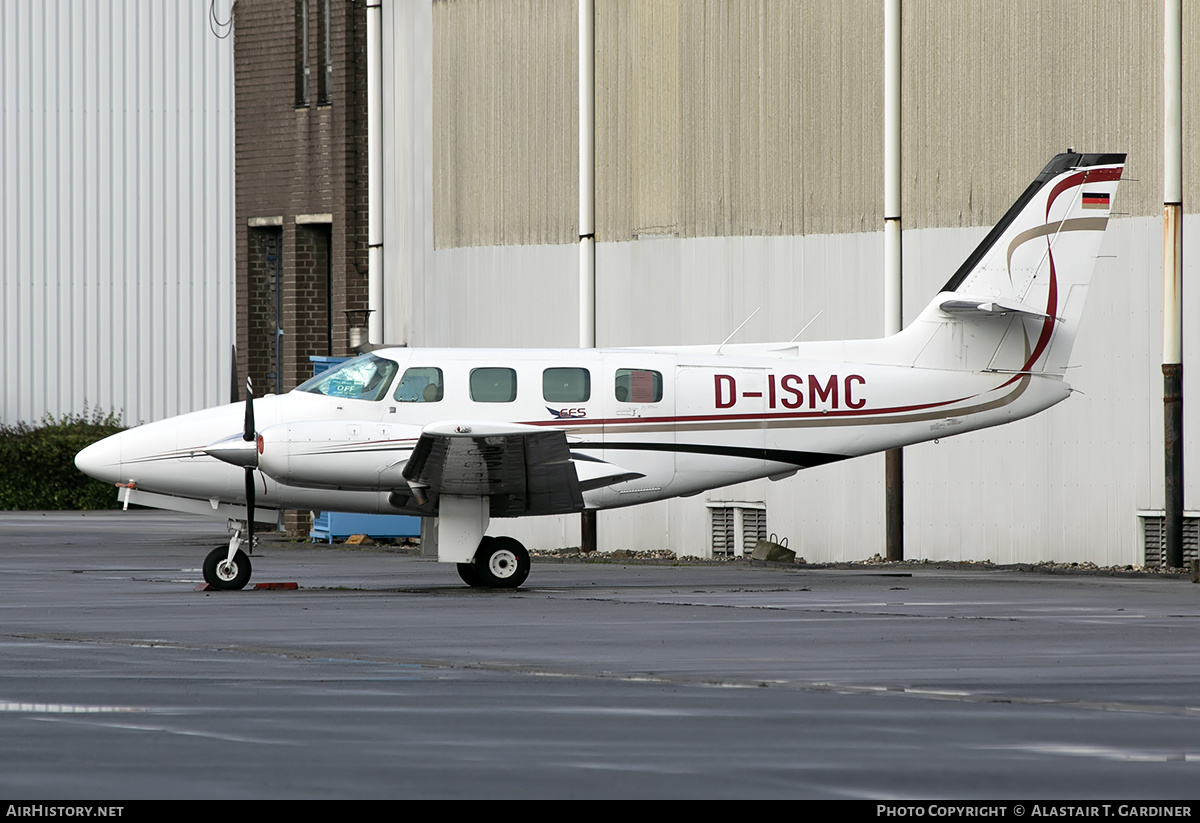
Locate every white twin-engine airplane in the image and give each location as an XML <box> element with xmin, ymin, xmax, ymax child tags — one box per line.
<box><xmin>77</xmin><ymin>151</ymin><xmax>1125</xmax><ymax>590</ymax></box>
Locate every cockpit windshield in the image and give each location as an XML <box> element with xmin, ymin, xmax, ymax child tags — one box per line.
<box><xmin>295</xmin><ymin>353</ymin><xmax>400</xmax><ymax>401</ymax></box>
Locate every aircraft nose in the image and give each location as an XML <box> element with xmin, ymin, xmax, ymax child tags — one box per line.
<box><xmin>75</xmin><ymin>433</ymin><xmax>123</xmax><ymax>484</ymax></box>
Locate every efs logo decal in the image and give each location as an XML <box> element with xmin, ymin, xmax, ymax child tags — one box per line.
<box><xmin>547</xmin><ymin>407</ymin><xmax>588</xmax><ymax>419</ymax></box>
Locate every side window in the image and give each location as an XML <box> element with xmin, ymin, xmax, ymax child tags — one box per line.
<box><xmin>543</xmin><ymin>368</ymin><xmax>591</xmax><ymax>403</ymax></box>
<box><xmin>615</xmin><ymin>369</ymin><xmax>663</xmax><ymax>403</ymax></box>
<box><xmin>470</xmin><ymin>367</ymin><xmax>518</xmax><ymax>403</ymax></box>
<box><xmin>394</xmin><ymin>367</ymin><xmax>444</xmax><ymax>403</ymax></box>
<box><xmin>295</xmin><ymin>353</ymin><xmax>399</xmax><ymax>401</ymax></box>
<box><xmin>295</xmin><ymin>0</ymin><xmax>310</xmax><ymax>107</ymax></box>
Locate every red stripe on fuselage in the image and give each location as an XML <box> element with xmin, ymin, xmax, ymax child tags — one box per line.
<box><xmin>519</xmin><ymin>391</ymin><xmax>981</xmax><ymax>430</ymax></box>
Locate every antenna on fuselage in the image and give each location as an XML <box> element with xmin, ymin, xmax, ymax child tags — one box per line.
<box><xmin>715</xmin><ymin>307</ymin><xmax>761</xmax><ymax>356</ymax></box>
<box><xmin>790</xmin><ymin>310</ymin><xmax>823</xmax><ymax>342</ymax></box>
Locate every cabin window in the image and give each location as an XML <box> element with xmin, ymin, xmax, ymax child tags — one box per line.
<box><xmin>470</xmin><ymin>368</ymin><xmax>518</xmax><ymax>403</ymax></box>
<box><xmin>317</xmin><ymin>0</ymin><xmax>333</xmax><ymax>105</ymax></box>
<box><xmin>543</xmin><ymin>368</ymin><xmax>590</xmax><ymax>403</ymax></box>
<box><xmin>614</xmin><ymin>369</ymin><xmax>662</xmax><ymax>403</ymax></box>
<box><xmin>394</xmin><ymin>367</ymin><xmax>444</xmax><ymax>403</ymax></box>
<box><xmin>295</xmin><ymin>0</ymin><xmax>310</xmax><ymax>107</ymax></box>
<box><xmin>295</xmin><ymin>353</ymin><xmax>398</xmax><ymax>401</ymax></box>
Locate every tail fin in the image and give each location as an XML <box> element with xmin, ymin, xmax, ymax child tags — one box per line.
<box><xmin>908</xmin><ymin>152</ymin><xmax>1125</xmax><ymax>375</ymax></box>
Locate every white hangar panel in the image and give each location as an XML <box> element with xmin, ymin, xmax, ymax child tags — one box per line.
<box><xmin>375</xmin><ymin>0</ymin><xmax>1199</xmax><ymax>565</ymax></box>
<box><xmin>492</xmin><ymin>216</ymin><xmax>1194</xmax><ymax>567</ymax></box>
<box><xmin>381</xmin><ymin>0</ymin><xmax>432</xmax><ymax>347</ymax></box>
<box><xmin>594</xmin><ymin>233</ymin><xmax>884</xmax><ymax>348</ymax></box>
<box><xmin>584</xmin><ymin>231</ymin><xmax>894</xmax><ymax>560</ymax></box>
<box><xmin>899</xmin><ymin>216</ymin><xmax>1167</xmax><ymax>566</ymax></box>
<box><xmin>490</xmin><ymin>230</ymin><xmax>893</xmax><ymax>557</ymax></box>
<box><xmin>420</xmin><ymin>244</ymin><xmax>579</xmax><ymax>348</ymax></box>
<box><xmin>379</xmin><ymin>4</ymin><xmax>580</xmax><ymax>348</ymax></box>
<box><xmin>0</xmin><ymin>0</ymin><xmax>235</xmax><ymax>426</ymax></box>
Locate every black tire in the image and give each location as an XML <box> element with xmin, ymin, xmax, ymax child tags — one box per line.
<box><xmin>203</xmin><ymin>545</ymin><xmax>253</xmax><ymax>591</ymax></box>
<box><xmin>457</xmin><ymin>562</ymin><xmax>483</xmax><ymax>587</ymax></box>
<box><xmin>473</xmin><ymin>536</ymin><xmax>530</xmax><ymax>589</ymax></box>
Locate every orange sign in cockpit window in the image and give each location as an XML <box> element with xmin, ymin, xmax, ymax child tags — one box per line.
<box><xmin>615</xmin><ymin>369</ymin><xmax>662</xmax><ymax>403</ymax></box>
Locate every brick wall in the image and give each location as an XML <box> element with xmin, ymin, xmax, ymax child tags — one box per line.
<box><xmin>234</xmin><ymin>0</ymin><xmax>369</xmax><ymax>533</ymax></box>
<box><xmin>286</xmin><ymin>224</ymin><xmax>332</xmax><ymax>389</ymax></box>
<box><xmin>234</xmin><ymin>0</ymin><xmax>368</xmax><ymax>394</ymax></box>
<box><xmin>245</xmin><ymin>227</ymin><xmax>282</xmax><ymax>396</ymax></box>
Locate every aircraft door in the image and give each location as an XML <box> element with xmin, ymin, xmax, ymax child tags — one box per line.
<box><xmin>599</xmin><ymin>354</ymin><xmax>676</xmax><ymax>502</ymax></box>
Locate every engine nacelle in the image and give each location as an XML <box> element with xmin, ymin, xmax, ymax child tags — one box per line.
<box><xmin>256</xmin><ymin>420</ymin><xmax>421</xmax><ymax>491</ymax></box>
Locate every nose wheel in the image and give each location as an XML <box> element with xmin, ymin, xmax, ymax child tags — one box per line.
<box><xmin>203</xmin><ymin>545</ymin><xmax>253</xmax><ymax>590</ymax></box>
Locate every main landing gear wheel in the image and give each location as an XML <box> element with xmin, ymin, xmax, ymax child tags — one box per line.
<box><xmin>456</xmin><ymin>562</ymin><xmax>482</xmax><ymax>587</ymax></box>
<box><xmin>203</xmin><ymin>545</ymin><xmax>253</xmax><ymax>591</ymax></box>
<box><xmin>463</xmin><ymin>536</ymin><xmax>530</xmax><ymax>589</ymax></box>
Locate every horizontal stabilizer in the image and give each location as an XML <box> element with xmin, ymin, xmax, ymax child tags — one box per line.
<box><xmin>939</xmin><ymin>297</ymin><xmax>1053</xmax><ymax>321</ymax></box>
<box><xmin>571</xmin><ymin>455</ymin><xmax>646</xmax><ymax>492</ymax></box>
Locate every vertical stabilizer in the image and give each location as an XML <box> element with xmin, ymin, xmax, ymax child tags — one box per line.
<box><xmin>907</xmin><ymin>152</ymin><xmax>1125</xmax><ymax>375</ymax></box>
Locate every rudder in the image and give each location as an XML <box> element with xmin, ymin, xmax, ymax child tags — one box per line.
<box><xmin>907</xmin><ymin>152</ymin><xmax>1125</xmax><ymax>376</ymax></box>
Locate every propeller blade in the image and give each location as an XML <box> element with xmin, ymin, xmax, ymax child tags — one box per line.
<box><xmin>243</xmin><ymin>377</ymin><xmax>255</xmax><ymax>442</ymax></box>
<box><xmin>243</xmin><ymin>375</ymin><xmax>256</xmax><ymax>551</ymax></box>
<box><xmin>244</xmin><ymin>465</ymin><xmax>256</xmax><ymax>554</ymax></box>
<box><xmin>230</xmin><ymin>345</ymin><xmax>239</xmax><ymax>404</ymax></box>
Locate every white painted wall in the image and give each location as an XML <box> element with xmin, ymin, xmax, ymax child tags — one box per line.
<box><xmin>0</xmin><ymin>0</ymin><xmax>235</xmax><ymax>426</ymax></box>
<box><xmin>690</xmin><ymin>215</ymin><xmax>1181</xmax><ymax>566</ymax></box>
<box><xmin>378</xmin><ymin>1</ymin><xmax>1193</xmax><ymax>566</ymax></box>
<box><xmin>396</xmin><ymin>217</ymin><xmax>1188</xmax><ymax>567</ymax></box>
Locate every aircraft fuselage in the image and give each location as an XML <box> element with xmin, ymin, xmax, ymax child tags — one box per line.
<box><xmin>79</xmin><ymin>342</ymin><xmax>1068</xmax><ymax>516</ymax></box>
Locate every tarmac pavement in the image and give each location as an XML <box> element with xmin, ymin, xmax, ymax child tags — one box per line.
<box><xmin>2</xmin><ymin>510</ymin><xmax>1199</xmax><ymax>800</ymax></box>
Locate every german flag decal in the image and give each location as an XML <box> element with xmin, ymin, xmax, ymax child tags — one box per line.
<box><xmin>1082</xmin><ymin>191</ymin><xmax>1110</xmax><ymax>209</ymax></box>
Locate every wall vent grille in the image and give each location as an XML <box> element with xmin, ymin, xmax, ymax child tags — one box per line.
<box><xmin>708</xmin><ymin>503</ymin><xmax>767</xmax><ymax>557</ymax></box>
<box><xmin>1139</xmin><ymin>512</ymin><xmax>1199</xmax><ymax>568</ymax></box>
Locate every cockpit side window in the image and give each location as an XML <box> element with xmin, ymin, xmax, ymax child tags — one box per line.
<box><xmin>614</xmin><ymin>368</ymin><xmax>663</xmax><ymax>403</ymax></box>
<box><xmin>295</xmin><ymin>353</ymin><xmax>399</xmax><ymax>401</ymax></box>
<box><xmin>394</xmin><ymin>367</ymin><xmax>444</xmax><ymax>403</ymax></box>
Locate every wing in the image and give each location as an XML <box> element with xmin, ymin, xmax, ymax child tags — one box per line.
<box><xmin>392</xmin><ymin>421</ymin><xmax>643</xmax><ymax>518</ymax></box>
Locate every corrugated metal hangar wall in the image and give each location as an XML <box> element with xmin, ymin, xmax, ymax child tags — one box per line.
<box><xmin>0</xmin><ymin>1</ymin><xmax>235</xmax><ymax>427</ymax></box>
<box><xmin>382</xmin><ymin>0</ymin><xmax>1200</xmax><ymax>565</ymax></box>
